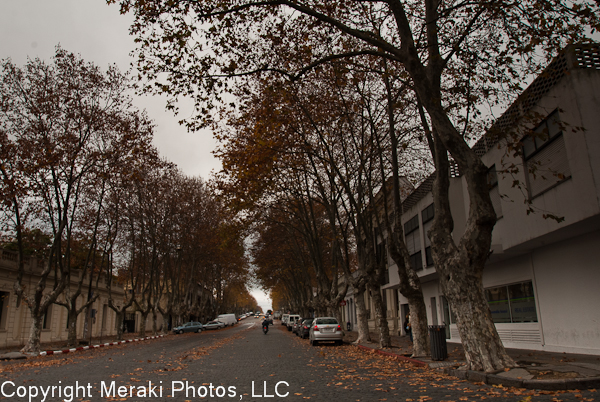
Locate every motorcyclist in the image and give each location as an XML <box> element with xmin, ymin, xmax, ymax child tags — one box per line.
<box><xmin>262</xmin><ymin>315</ymin><xmax>271</xmax><ymax>331</ymax></box>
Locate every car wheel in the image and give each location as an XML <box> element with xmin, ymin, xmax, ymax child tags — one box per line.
<box><xmin>336</xmin><ymin>340</ymin><xmax>343</xmax><ymax>346</ymax></box>
<box><xmin>196</xmin><ymin>328</ymin><xmax>201</xmax><ymax>333</ymax></box>
<box><xmin>311</xmin><ymin>339</ymin><xmax>318</xmax><ymax>347</ymax></box>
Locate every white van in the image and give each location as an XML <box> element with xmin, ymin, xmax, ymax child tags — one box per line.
<box><xmin>216</xmin><ymin>314</ymin><xmax>237</xmax><ymax>326</ymax></box>
<box><xmin>282</xmin><ymin>314</ymin><xmax>289</xmax><ymax>326</ymax></box>
<box><xmin>286</xmin><ymin>314</ymin><xmax>301</xmax><ymax>331</ymax></box>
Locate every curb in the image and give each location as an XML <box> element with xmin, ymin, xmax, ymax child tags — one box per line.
<box><xmin>446</xmin><ymin>367</ymin><xmax>600</xmax><ymax>391</ymax></box>
<box><xmin>39</xmin><ymin>335</ymin><xmax>165</xmax><ymax>356</ymax></box>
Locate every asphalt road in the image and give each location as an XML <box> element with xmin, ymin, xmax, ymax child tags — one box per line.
<box><xmin>0</xmin><ymin>320</ymin><xmax>596</xmax><ymax>402</ymax></box>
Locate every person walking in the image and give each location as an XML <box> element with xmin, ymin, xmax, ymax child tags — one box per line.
<box><xmin>403</xmin><ymin>313</ymin><xmax>412</xmax><ymax>342</ymax></box>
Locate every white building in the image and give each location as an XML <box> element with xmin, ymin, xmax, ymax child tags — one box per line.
<box><xmin>343</xmin><ymin>43</ymin><xmax>600</xmax><ymax>355</ymax></box>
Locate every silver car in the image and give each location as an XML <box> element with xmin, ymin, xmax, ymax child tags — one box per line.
<box><xmin>203</xmin><ymin>320</ymin><xmax>226</xmax><ymax>330</ymax></box>
<box><xmin>309</xmin><ymin>317</ymin><xmax>343</xmax><ymax>346</ymax></box>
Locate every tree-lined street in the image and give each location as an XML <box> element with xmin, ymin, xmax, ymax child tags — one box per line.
<box><xmin>2</xmin><ymin>0</ymin><xmax>600</xmax><ymax>396</ymax></box>
<box><xmin>1</xmin><ymin>321</ymin><xmax>597</xmax><ymax>401</ymax></box>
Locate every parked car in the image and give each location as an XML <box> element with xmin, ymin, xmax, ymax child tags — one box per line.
<box><xmin>281</xmin><ymin>314</ymin><xmax>289</xmax><ymax>326</ymax></box>
<box><xmin>286</xmin><ymin>314</ymin><xmax>301</xmax><ymax>331</ymax></box>
<box><xmin>203</xmin><ymin>320</ymin><xmax>226</xmax><ymax>330</ymax></box>
<box><xmin>309</xmin><ymin>317</ymin><xmax>343</xmax><ymax>346</ymax></box>
<box><xmin>292</xmin><ymin>318</ymin><xmax>303</xmax><ymax>335</ymax></box>
<box><xmin>173</xmin><ymin>321</ymin><xmax>203</xmax><ymax>334</ymax></box>
<box><xmin>298</xmin><ymin>318</ymin><xmax>314</xmax><ymax>339</ymax></box>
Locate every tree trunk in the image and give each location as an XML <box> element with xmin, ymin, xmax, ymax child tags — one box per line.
<box><xmin>369</xmin><ymin>283</ymin><xmax>391</xmax><ymax>348</ymax></box>
<box><xmin>407</xmin><ymin>297</ymin><xmax>429</xmax><ymax>357</ymax></box>
<box><xmin>152</xmin><ymin>309</ymin><xmax>158</xmax><ymax>335</ymax></box>
<box><xmin>161</xmin><ymin>312</ymin><xmax>170</xmax><ymax>334</ymax></box>
<box><xmin>440</xmin><ymin>256</ymin><xmax>515</xmax><ymax>372</ymax></box>
<box><xmin>353</xmin><ymin>287</ymin><xmax>371</xmax><ymax>344</ymax></box>
<box><xmin>115</xmin><ymin>311</ymin><xmax>125</xmax><ymax>341</ymax></box>
<box><xmin>428</xmin><ymin>135</ymin><xmax>515</xmax><ymax>371</ymax></box>
<box><xmin>21</xmin><ymin>313</ymin><xmax>43</xmax><ymax>354</ymax></box>
<box><xmin>139</xmin><ymin>312</ymin><xmax>148</xmax><ymax>338</ymax></box>
<box><xmin>388</xmin><ymin>227</ymin><xmax>431</xmax><ymax>357</ymax></box>
<box><xmin>67</xmin><ymin>309</ymin><xmax>79</xmax><ymax>347</ymax></box>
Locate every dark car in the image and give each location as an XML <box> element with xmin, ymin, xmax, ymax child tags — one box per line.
<box><xmin>173</xmin><ymin>321</ymin><xmax>203</xmax><ymax>334</ymax></box>
<box><xmin>298</xmin><ymin>318</ymin><xmax>314</xmax><ymax>339</ymax></box>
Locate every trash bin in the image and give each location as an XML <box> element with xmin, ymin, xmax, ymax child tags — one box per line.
<box><xmin>428</xmin><ymin>325</ymin><xmax>448</xmax><ymax>361</ymax></box>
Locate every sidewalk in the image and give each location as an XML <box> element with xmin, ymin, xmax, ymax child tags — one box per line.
<box><xmin>343</xmin><ymin>330</ymin><xmax>600</xmax><ymax>390</ymax></box>
<box><xmin>0</xmin><ymin>333</ymin><xmax>165</xmax><ymax>360</ymax></box>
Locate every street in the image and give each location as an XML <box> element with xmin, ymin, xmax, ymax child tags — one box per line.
<box><xmin>0</xmin><ymin>321</ymin><xmax>596</xmax><ymax>402</ymax></box>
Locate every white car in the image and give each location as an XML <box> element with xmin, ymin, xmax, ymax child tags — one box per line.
<box><xmin>286</xmin><ymin>314</ymin><xmax>301</xmax><ymax>331</ymax></box>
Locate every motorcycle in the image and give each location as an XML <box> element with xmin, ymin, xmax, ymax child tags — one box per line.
<box><xmin>263</xmin><ymin>325</ymin><xmax>269</xmax><ymax>334</ymax></box>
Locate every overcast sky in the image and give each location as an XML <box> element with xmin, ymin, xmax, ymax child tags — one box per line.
<box><xmin>0</xmin><ymin>0</ymin><xmax>221</xmax><ymax>178</ymax></box>
<box><xmin>1</xmin><ymin>0</ymin><xmax>272</xmax><ymax>312</ymax></box>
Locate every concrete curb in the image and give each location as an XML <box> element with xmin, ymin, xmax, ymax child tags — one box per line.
<box><xmin>446</xmin><ymin>367</ymin><xmax>600</xmax><ymax>390</ymax></box>
<box><xmin>38</xmin><ymin>335</ymin><xmax>165</xmax><ymax>356</ymax></box>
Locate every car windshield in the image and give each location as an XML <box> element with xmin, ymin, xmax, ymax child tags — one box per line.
<box><xmin>316</xmin><ymin>318</ymin><xmax>338</xmax><ymax>325</ymax></box>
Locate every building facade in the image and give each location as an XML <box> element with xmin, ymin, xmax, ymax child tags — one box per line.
<box><xmin>0</xmin><ymin>249</ymin><xmax>127</xmax><ymax>348</ymax></box>
<box><xmin>342</xmin><ymin>44</ymin><xmax>600</xmax><ymax>355</ymax></box>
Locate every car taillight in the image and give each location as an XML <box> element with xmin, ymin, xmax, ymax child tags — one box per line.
<box><xmin>337</xmin><ymin>325</ymin><xmax>342</xmax><ymax>331</ymax></box>
<box><xmin>314</xmin><ymin>325</ymin><xmax>319</xmax><ymax>331</ymax></box>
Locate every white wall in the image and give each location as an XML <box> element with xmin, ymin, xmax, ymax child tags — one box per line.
<box><xmin>532</xmin><ymin>230</ymin><xmax>600</xmax><ymax>354</ymax></box>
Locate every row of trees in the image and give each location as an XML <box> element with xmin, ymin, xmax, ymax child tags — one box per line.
<box><xmin>0</xmin><ymin>48</ymin><xmax>250</xmax><ymax>353</ymax></box>
<box><xmin>116</xmin><ymin>0</ymin><xmax>599</xmax><ymax>372</ymax></box>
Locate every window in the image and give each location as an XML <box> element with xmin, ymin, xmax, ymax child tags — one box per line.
<box><xmin>441</xmin><ymin>296</ymin><xmax>457</xmax><ymax>325</ymax></box>
<box><xmin>404</xmin><ymin>214</ymin><xmax>424</xmax><ymax>270</ymax></box>
<box><xmin>43</xmin><ymin>304</ymin><xmax>53</xmax><ymax>330</ymax></box>
<box><xmin>523</xmin><ymin>110</ymin><xmax>571</xmax><ymax>198</ymax></box>
<box><xmin>425</xmin><ymin>247</ymin><xmax>434</xmax><ymax>267</ymax></box>
<box><xmin>102</xmin><ymin>304</ymin><xmax>108</xmax><ymax>330</ymax></box>
<box><xmin>404</xmin><ymin>214</ymin><xmax>419</xmax><ymax>234</ymax></box>
<box><xmin>409</xmin><ymin>251</ymin><xmax>423</xmax><ymax>271</ymax></box>
<box><xmin>421</xmin><ymin>204</ymin><xmax>434</xmax><ymax>267</ymax></box>
<box><xmin>376</xmin><ymin>239</ymin><xmax>387</xmax><ymax>267</ymax></box>
<box><xmin>421</xmin><ymin>204</ymin><xmax>434</xmax><ymax>223</ymax></box>
<box><xmin>404</xmin><ymin>214</ymin><xmax>420</xmax><ymax>254</ymax></box>
<box><xmin>485</xmin><ymin>281</ymin><xmax>538</xmax><ymax>323</ymax></box>
<box><xmin>487</xmin><ymin>165</ymin><xmax>503</xmax><ymax>219</ymax></box>
<box><xmin>0</xmin><ymin>292</ymin><xmax>8</xmax><ymax>330</ymax></box>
